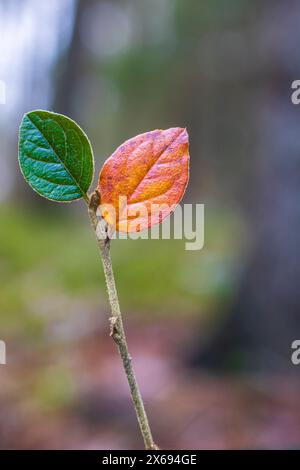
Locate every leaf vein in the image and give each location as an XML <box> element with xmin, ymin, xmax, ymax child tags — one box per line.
<box><xmin>26</xmin><ymin>115</ymin><xmax>87</xmax><ymax>198</ymax></box>
<box><xmin>127</xmin><ymin>128</ymin><xmax>185</xmax><ymax>203</ymax></box>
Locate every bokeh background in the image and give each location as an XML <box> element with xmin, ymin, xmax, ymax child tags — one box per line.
<box><xmin>1</xmin><ymin>0</ymin><xmax>300</xmax><ymax>449</ymax></box>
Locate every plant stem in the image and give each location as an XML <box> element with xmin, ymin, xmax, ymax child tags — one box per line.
<box><xmin>88</xmin><ymin>191</ymin><xmax>158</xmax><ymax>450</ymax></box>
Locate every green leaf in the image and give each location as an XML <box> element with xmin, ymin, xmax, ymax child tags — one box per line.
<box><xmin>18</xmin><ymin>110</ymin><xmax>94</xmax><ymax>202</ymax></box>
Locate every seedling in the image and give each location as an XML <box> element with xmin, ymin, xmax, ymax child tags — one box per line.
<box><xmin>18</xmin><ymin>110</ymin><xmax>190</xmax><ymax>449</ymax></box>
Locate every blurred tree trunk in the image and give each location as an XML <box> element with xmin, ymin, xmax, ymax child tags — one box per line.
<box><xmin>190</xmin><ymin>1</ymin><xmax>300</xmax><ymax>373</ymax></box>
<box><xmin>13</xmin><ymin>0</ymin><xmax>83</xmax><ymax>205</ymax></box>
<box><xmin>53</xmin><ymin>0</ymin><xmax>87</xmax><ymax>117</ymax></box>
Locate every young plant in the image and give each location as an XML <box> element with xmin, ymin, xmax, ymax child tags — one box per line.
<box><xmin>18</xmin><ymin>110</ymin><xmax>190</xmax><ymax>449</ymax></box>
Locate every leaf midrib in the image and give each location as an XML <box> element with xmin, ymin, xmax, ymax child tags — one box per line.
<box><xmin>127</xmin><ymin>127</ymin><xmax>184</xmax><ymax>203</ymax></box>
<box><xmin>26</xmin><ymin>114</ymin><xmax>87</xmax><ymax>198</ymax></box>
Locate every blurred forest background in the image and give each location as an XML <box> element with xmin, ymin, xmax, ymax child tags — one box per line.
<box><xmin>1</xmin><ymin>0</ymin><xmax>300</xmax><ymax>449</ymax></box>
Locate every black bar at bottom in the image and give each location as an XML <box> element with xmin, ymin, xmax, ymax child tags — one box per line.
<box><xmin>0</xmin><ymin>450</ymin><xmax>298</xmax><ymax>466</ymax></box>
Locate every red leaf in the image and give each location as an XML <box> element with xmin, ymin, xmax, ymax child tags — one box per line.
<box><xmin>98</xmin><ymin>128</ymin><xmax>190</xmax><ymax>232</ymax></box>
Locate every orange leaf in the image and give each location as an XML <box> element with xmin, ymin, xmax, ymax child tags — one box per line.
<box><xmin>98</xmin><ymin>127</ymin><xmax>190</xmax><ymax>232</ymax></box>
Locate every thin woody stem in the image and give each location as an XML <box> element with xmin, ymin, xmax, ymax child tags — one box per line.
<box><xmin>87</xmin><ymin>191</ymin><xmax>158</xmax><ymax>450</ymax></box>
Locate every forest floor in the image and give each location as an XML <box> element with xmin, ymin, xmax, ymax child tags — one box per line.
<box><xmin>0</xmin><ymin>319</ymin><xmax>299</xmax><ymax>450</ymax></box>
